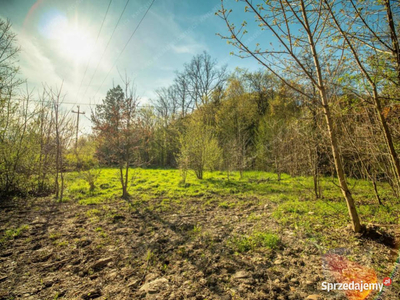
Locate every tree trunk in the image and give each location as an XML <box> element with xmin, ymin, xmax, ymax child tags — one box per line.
<box><xmin>275</xmin><ymin>157</ymin><xmax>281</xmax><ymax>182</ymax></box>
<box><xmin>55</xmin><ymin>103</ymin><xmax>60</xmax><ymax>200</ymax></box>
<box><xmin>308</xmin><ymin>137</ymin><xmax>321</xmax><ymax>199</ymax></box>
<box><xmin>60</xmin><ymin>171</ymin><xmax>64</xmax><ymax>202</ymax></box>
<box><xmin>321</xmin><ymin>92</ymin><xmax>362</xmax><ymax>232</ymax></box>
<box><xmin>384</xmin><ymin>0</ymin><xmax>400</xmax><ymax>86</ymax></box>
<box><xmin>119</xmin><ymin>167</ymin><xmax>126</xmax><ymax>198</ymax></box>
<box><xmin>302</xmin><ymin>0</ymin><xmax>362</xmax><ymax>232</ymax></box>
<box><xmin>325</xmin><ymin>0</ymin><xmax>400</xmax><ymax>195</ymax></box>
<box><xmin>120</xmin><ymin>166</ymin><xmax>130</xmax><ymax>199</ymax></box>
<box><xmin>311</xmin><ymin>98</ymin><xmax>322</xmax><ymax>199</ymax></box>
<box><xmin>313</xmin><ymin>166</ymin><xmax>321</xmax><ymax>199</ymax></box>
<box><xmin>371</xmin><ymin>174</ymin><xmax>382</xmax><ymax>206</ymax></box>
<box><xmin>124</xmin><ymin>162</ymin><xmax>130</xmax><ymax>199</ymax></box>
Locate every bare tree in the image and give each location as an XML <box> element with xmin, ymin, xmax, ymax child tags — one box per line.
<box><xmin>241</xmin><ymin>69</ymin><xmax>276</xmax><ymax>116</ymax></box>
<box><xmin>174</xmin><ymin>73</ymin><xmax>192</xmax><ymax>117</ymax></box>
<box><xmin>218</xmin><ymin>0</ymin><xmax>362</xmax><ymax>232</ymax></box>
<box><xmin>0</xmin><ymin>86</ymin><xmax>33</xmax><ymax>195</ymax></box>
<box><xmin>154</xmin><ymin>86</ymin><xmax>178</xmax><ymax>120</ymax></box>
<box><xmin>323</xmin><ymin>0</ymin><xmax>400</xmax><ymax>194</ymax></box>
<box><xmin>44</xmin><ymin>83</ymin><xmax>73</xmax><ymax>202</ymax></box>
<box><xmin>152</xmin><ymin>86</ymin><xmax>180</xmax><ymax>167</ymax></box>
<box><xmin>183</xmin><ymin>51</ymin><xmax>228</xmax><ymax>108</ymax></box>
<box><xmin>0</xmin><ymin>19</ymin><xmax>23</xmax><ymax>99</ymax></box>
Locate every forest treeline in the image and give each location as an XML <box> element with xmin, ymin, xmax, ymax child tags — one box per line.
<box><xmin>0</xmin><ymin>0</ymin><xmax>399</xmax><ymax>232</ymax></box>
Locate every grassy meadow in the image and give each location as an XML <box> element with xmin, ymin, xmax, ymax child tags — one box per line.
<box><xmin>64</xmin><ymin>168</ymin><xmax>400</xmax><ymax>246</ymax></box>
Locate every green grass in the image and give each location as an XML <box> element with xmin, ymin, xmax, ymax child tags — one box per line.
<box><xmin>61</xmin><ymin>168</ymin><xmax>399</xmax><ymax>245</ymax></box>
<box><xmin>229</xmin><ymin>230</ymin><xmax>281</xmax><ymax>252</ymax></box>
<box><xmin>0</xmin><ymin>224</ymin><xmax>29</xmax><ymax>244</ymax></box>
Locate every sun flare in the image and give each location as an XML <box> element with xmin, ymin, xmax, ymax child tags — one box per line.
<box><xmin>41</xmin><ymin>12</ymin><xmax>95</xmax><ymax>63</ymax></box>
<box><xmin>57</xmin><ymin>25</ymin><xmax>94</xmax><ymax>63</ymax></box>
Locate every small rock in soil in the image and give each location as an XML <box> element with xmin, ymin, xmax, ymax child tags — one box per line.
<box><xmin>233</xmin><ymin>270</ymin><xmax>250</xmax><ymax>279</ymax></box>
<box><xmin>91</xmin><ymin>257</ymin><xmax>113</xmax><ymax>271</ymax></box>
<box><xmin>139</xmin><ymin>277</ymin><xmax>169</xmax><ymax>294</ymax></box>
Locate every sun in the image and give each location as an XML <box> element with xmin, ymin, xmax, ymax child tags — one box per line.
<box><xmin>40</xmin><ymin>12</ymin><xmax>95</xmax><ymax>63</ymax></box>
<box><xmin>58</xmin><ymin>24</ymin><xmax>94</xmax><ymax>63</ymax></box>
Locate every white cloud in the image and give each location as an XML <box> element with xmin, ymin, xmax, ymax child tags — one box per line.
<box><xmin>17</xmin><ymin>29</ymin><xmax>62</xmax><ymax>88</ymax></box>
<box><xmin>171</xmin><ymin>44</ymin><xmax>202</xmax><ymax>54</ymax></box>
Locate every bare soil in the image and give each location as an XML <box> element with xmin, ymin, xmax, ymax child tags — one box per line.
<box><xmin>0</xmin><ymin>196</ymin><xmax>399</xmax><ymax>300</ymax></box>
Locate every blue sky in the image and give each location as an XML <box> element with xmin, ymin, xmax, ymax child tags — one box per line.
<box><xmin>0</xmin><ymin>0</ymin><xmax>266</xmax><ymax>120</ymax></box>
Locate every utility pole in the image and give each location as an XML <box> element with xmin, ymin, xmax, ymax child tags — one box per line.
<box><xmin>71</xmin><ymin>105</ymin><xmax>85</xmax><ymax>152</ymax></box>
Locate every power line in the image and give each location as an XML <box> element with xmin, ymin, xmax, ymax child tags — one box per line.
<box><xmin>81</xmin><ymin>0</ymin><xmax>131</xmax><ymax>101</ymax></box>
<box><xmin>75</xmin><ymin>0</ymin><xmax>112</xmax><ymax>100</ymax></box>
<box><xmin>94</xmin><ymin>0</ymin><xmax>156</xmax><ymax>99</ymax></box>
<box><xmin>21</xmin><ymin>98</ymin><xmax>154</xmax><ymax>108</ymax></box>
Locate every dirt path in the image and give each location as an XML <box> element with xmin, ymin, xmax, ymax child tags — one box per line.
<box><xmin>0</xmin><ymin>197</ymin><xmax>398</xmax><ymax>299</ymax></box>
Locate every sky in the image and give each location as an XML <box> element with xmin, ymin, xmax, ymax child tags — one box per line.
<box><xmin>0</xmin><ymin>0</ymin><xmax>266</xmax><ymax>131</ymax></box>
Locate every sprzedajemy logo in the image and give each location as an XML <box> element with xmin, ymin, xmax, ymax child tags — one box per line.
<box><xmin>321</xmin><ymin>281</ymin><xmax>384</xmax><ymax>293</ymax></box>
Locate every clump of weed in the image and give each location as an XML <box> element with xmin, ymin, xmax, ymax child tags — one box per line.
<box><xmin>229</xmin><ymin>231</ymin><xmax>280</xmax><ymax>253</ymax></box>
<box><xmin>219</xmin><ymin>201</ymin><xmax>236</xmax><ymax>209</ymax></box>
<box><xmin>86</xmin><ymin>208</ymin><xmax>102</xmax><ymax>217</ymax></box>
<box><xmin>49</xmin><ymin>232</ymin><xmax>61</xmax><ymax>240</ymax></box>
<box><xmin>145</xmin><ymin>249</ymin><xmax>156</xmax><ymax>266</ymax></box>
<box><xmin>55</xmin><ymin>240</ymin><xmax>69</xmax><ymax>247</ymax></box>
<box><xmin>0</xmin><ymin>224</ymin><xmax>29</xmax><ymax>244</ymax></box>
<box><xmin>192</xmin><ymin>224</ymin><xmax>202</xmax><ymax>235</ymax></box>
<box><xmin>253</xmin><ymin>231</ymin><xmax>281</xmax><ymax>249</ymax></box>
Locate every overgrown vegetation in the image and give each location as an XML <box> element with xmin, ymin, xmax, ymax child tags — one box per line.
<box><xmin>61</xmin><ymin>168</ymin><xmax>400</xmax><ymax>238</ymax></box>
<box><xmin>1</xmin><ymin>0</ymin><xmax>400</xmax><ymax>234</ymax></box>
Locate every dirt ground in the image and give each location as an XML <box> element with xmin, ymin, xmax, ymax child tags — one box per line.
<box><xmin>0</xmin><ymin>196</ymin><xmax>399</xmax><ymax>300</ymax></box>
